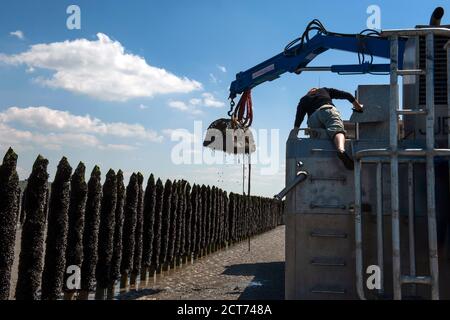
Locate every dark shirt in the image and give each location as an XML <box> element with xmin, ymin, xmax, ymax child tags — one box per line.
<box><xmin>294</xmin><ymin>87</ymin><xmax>356</xmax><ymax>128</ymax></box>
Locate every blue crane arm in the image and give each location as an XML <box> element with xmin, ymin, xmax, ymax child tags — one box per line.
<box><xmin>229</xmin><ymin>33</ymin><xmax>406</xmax><ymax>99</ymax></box>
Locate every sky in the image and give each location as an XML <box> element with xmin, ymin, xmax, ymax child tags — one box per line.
<box><xmin>0</xmin><ymin>0</ymin><xmax>448</xmax><ymax>196</ymax></box>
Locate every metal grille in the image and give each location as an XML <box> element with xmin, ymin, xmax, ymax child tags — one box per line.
<box><xmin>418</xmin><ymin>36</ymin><xmax>448</xmax><ymax>105</ymax></box>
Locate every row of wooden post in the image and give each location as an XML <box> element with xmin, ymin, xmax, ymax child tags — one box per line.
<box><xmin>0</xmin><ymin>148</ymin><xmax>284</xmax><ymax>300</ymax></box>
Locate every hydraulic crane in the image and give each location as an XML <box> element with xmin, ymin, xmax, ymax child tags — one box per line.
<box><xmin>224</xmin><ymin>20</ymin><xmax>406</xmax><ymax>130</ymax></box>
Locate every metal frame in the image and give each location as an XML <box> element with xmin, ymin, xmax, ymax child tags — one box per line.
<box><xmin>356</xmin><ymin>148</ymin><xmax>450</xmax><ymax>158</ymax></box>
<box><xmin>354</xmin><ymin>160</ymin><xmax>365</xmax><ymax>300</ymax></box>
<box><xmin>447</xmin><ymin>41</ymin><xmax>450</xmax><ymax>261</ymax></box>
<box><xmin>389</xmin><ymin>35</ymin><xmax>402</xmax><ymax>300</ymax></box>
<box><xmin>381</xmin><ymin>28</ymin><xmax>450</xmax><ymax>37</ymax></box>
<box><xmin>407</xmin><ymin>161</ymin><xmax>416</xmax><ymax>296</ymax></box>
<box><xmin>376</xmin><ymin>162</ymin><xmax>384</xmax><ymax>296</ymax></box>
<box><xmin>425</xmin><ymin>33</ymin><xmax>440</xmax><ymax>300</ymax></box>
<box><xmin>354</xmin><ymin>29</ymin><xmax>448</xmax><ymax>300</ymax></box>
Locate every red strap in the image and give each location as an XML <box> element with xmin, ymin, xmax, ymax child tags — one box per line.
<box><xmin>233</xmin><ymin>90</ymin><xmax>253</xmax><ymax>128</ymax></box>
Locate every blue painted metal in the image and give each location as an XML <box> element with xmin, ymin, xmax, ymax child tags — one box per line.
<box><xmin>229</xmin><ymin>33</ymin><xmax>406</xmax><ymax>99</ymax></box>
<box><xmin>331</xmin><ymin>63</ymin><xmax>390</xmax><ymax>74</ymax></box>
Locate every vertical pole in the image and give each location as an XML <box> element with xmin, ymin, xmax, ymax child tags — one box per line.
<box><xmin>354</xmin><ymin>159</ymin><xmax>365</xmax><ymax>300</ymax></box>
<box><xmin>242</xmin><ymin>154</ymin><xmax>245</xmax><ymax>195</ymax></box>
<box><xmin>63</xmin><ymin>292</ymin><xmax>76</xmax><ymax>300</ymax></box>
<box><xmin>425</xmin><ymin>32</ymin><xmax>439</xmax><ymax>300</ymax></box>
<box><xmin>407</xmin><ymin>161</ymin><xmax>416</xmax><ymax>296</ymax></box>
<box><xmin>95</xmin><ymin>287</ymin><xmax>105</xmax><ymax>300</ymax></box>
<box><xmin>120</xmin><ymin>273</ymin><xmax>128</xmax><ymax>294</ymax></box>
<box><xmin>248</xmin><ymin>153</ymin><xmax>251</xmax><ymax>252</ymax></box>
<box><xmin>376</xmin><ymin>161</ymin><xmax>384</xmax><ymax>295</ymax></box>
<box><xmin>141</xmin><ymin>267</ymin><xmax>148</xmax><ymax>288</ymax></box>
<box><xmin>248</xmin><ymin>154</ymin><xmax>251</xmax><ymax>198</ymax></box>
<box><xmin>107</xmin><ymin>283</ymin><xmax>115</xmax><ymax>300</ymax></box>
<box><xmin>446</xmin><ymin>41</ymin><xmax>450</xmax><ymax>261</ymax></box>
<box><xmin>389</xmin><ymin>35</ymin><xmax>402</xmax><ymax>300</ymax></box>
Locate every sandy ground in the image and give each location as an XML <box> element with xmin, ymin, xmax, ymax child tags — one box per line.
<box><xmin>8</xmin><ymin>225</ymin><xmax>285</xmax><ymax>300</ymax></box>
<box><xmin>119</xmin><ymin>226</ymin><xmax>285</xmax><ymax>300</ymax></box>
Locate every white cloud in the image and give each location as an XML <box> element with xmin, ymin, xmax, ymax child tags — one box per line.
<box><xmin>0</xmin><ymin>106</ymin><xmax>163</xmax><ymax>142</ymax></box>
<box><xmin>0</xmin><ymin>106</ymin><xmax>163</xmax><ymax>151</ymax></box>
<box><xmin>162</xmin><ymin>128</ymin><xmax>201</xmax><ymax>156</ymax></box>
<box><xmin>168</xmin><ymin>92</ymin><xmax>224</xmax><ymax>114</ymax></box>
<box><xmin>201</xmin><ymin>92</ymin><xmax>225</xmax><ymax>108</ymax></box>
<box><xmin>10</xmin><ymin>30</ymin><xmax>24</xmax><ymax>40</ymax></box>
<box><xmin>168</xmin><ymin>100</ymin><xmax>189</xmax><ymax>111</ymax></box>
<box><xmin>0</xmin><ymin>122</ymin><xmax>112</xmax><ymax>151</ymax></box>
<box><xmin>162</xmin><ymin>128</ymin><xmax>197</xmax><ymax>141</ymax></box>
<box><xmin>168</xmin><ymin>100</ymin><xmax>203</xmax><ymax>115</ymax></box>
<box><xmin>189</xmin><ymin>98</ymin><xmax>201</xmax><ymax>106</ymax></box>
<box><xmin>217</xmin><ymin>65</ymin><xmax>227</xmax><ymax>73</ymax></box>
<box><xmin>0</xmin><ymin>33</ymin><xmax>202</xmax><ymax>101</ymax></box>
<box><xmin>138</xmin><ymin>104</ymin><xmax>149</xmax><ymax>110</ymax></box>
<box><xmin>209</xmin><ymin>73</ymin><xmax>218</xmax><ymax>84</ymax></box>
<box><xmin>99</xmin><ymin>144</ymin><xmax>137</xmax><ymax>151</ymax></box>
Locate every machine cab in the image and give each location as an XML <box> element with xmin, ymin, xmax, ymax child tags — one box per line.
<box><xmin>285</xmin><ymin>83</ymin><xmax>450</xmax><ymax>299</ymax></box>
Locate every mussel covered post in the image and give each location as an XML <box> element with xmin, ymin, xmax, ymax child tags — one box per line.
<box><xmin>131</xmin><ymin>173</ymin><xmax>144</xmax><ymax>288</ymax></box>
<box><xmin>0</xmin><ymin>148</ymin><xmax>20</xmax><ymax>300</ymax></box>
<box><xmin>95</xmin><ymin>169</ymin><xmax>117</xmax><ymax>299</ymax></box>
<box><xmin>63</xmin><ymin>162</ymin><xmax>87</xmax><ymax>300</ymax></box>
<box><xmin>79</xmin><ymin>166</ymin><xmax>102</xmax><ymax>300</ymax></box>
<box><xmin>42</xmin><ymin>157</ymin><xmax>72</xmax><ymax>300</ymax></box>
<box><xmin>151</xmin><ymin>179</ymin><xmax>164</xmax><ymax>277</ymax></box>
<box><xmin>15</xmin><ymin>155</ymin><xmax>49</xmax><ymax>300</ymax></box>
<box><xmin>108</xmin><ymin>170</ymin><xmax>125</xmax><ymax>299</ymax></box>
<box><xmin>120</xmin><ymin>173</ymin><xmax>139</xmax><ymax>292</ymax></box>
<box><xmin>141</xmin><ymin>174</ymin><xmax>156</xmax><ymax>284</ymax></box>
<box><xmin>160</xmin><ymin>179</ymin><xmax>172</xmax><ymax>272</ymax></box>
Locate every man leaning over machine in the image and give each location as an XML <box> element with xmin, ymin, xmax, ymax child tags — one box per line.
<box><xmin>289</xmin><ymin>87</ymin><xmax>364</xmax><ymax>170</ymax></box>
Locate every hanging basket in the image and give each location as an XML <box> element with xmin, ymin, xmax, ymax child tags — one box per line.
<box><xmin>203</xmin><ymin>118</ymin><xmax>256</xmax><ymax>155</ymax></box>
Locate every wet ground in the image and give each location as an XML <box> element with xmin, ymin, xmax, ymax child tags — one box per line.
<box><xmin>119</xmin><ymin>226</ymin><xmax>285</xmax><ymax>300</ymax></box>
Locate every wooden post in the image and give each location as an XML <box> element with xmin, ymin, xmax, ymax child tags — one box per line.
<box><xmin>64</xmin><ymin>292</ymin><xmax>76</xmax><ymax>300</ymax></box>
<box><xmin>95</xmin><ymin>287</ymin><xmax>105</xmax><ymax>300</ymax></box>
<box><xmin>107</xmin><ymin>283</ymin><xmax>115</xmax><ymax>300</ymax></box>
<box><xmin>120</xmin><ymin>273</ymin><xmax>128</xmax><ymax>293</ymax></box>
<box><xmin>140</xmin><ymin>267</ymin><xmax>148</xmax><ymax>288</ymax></box>
<box><xmin>78</xmin><ymin>290</ymin><xmax>89</xmax><ymax>300</ymax></box>
<box><xmin>130</xmin><ymin>273</ymin><xmax>137</xmax><ymax>290</ymax></box>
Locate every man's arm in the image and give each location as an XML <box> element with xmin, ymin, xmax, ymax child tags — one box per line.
<box><xmin>294</xmin><ymin>98</ymin><xmax>307</xmax><ymax>128</ymax></box>
<box><xmin>324</xmin><ymin>87</ymin><xmax>356</xmax><ymax>103</ymax></box>
<box><xmin>289</xmin><ymin>99</ymin><xmax>306</xmax><ymax>139</ymax></box>
<box><xmin>325</xmin><ymin>87</ymin><xmax>363</xmax><ymax>112</ymax></box>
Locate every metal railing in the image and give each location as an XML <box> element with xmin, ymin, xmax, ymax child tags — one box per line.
<box><xmin>354</xmin><ymin>29</ymin><xmax>450</xmax><ymax>300</ymax></box>
<box><xmin>447</xmin><ymin>41</ymin><xmax>450</xmax><ymax>267</ymax></box>
<box><xmin>275</xmin><ymin>171</ymin><xmax>308</xmax><ymax>200</ymax></box>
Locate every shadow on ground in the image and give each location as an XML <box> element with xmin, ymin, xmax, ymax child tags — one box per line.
<box><xmin>116</xmin><ymin>288</ymin><xmax>163</xmax><ymax>300</ymax></box>
<box><xmin>222</xmin><ymin>261</ymin><xmax>284</xmax><ymax>300</ymax></box>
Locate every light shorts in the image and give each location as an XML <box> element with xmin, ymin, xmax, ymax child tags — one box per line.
<box><xmin>307</xmin><ymin>104</ymin><xmax>346</xmax><ymax>139</ymax></box>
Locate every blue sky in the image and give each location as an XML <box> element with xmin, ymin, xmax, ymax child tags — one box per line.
<box><xmin>0</xmin><ymin>0</ymin><xmax>448</xmax><ymax>196</ymax></box>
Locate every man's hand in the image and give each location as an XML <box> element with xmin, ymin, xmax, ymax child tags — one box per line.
<box><xmin>352</xmin><ymin>100</ymin><xmax>363</xmax><ymax>113</ymax></box>
<box><xmin>289</xmin><ymin>128</ymin><xmax>300</xmax><ymax>140</ymax></box>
